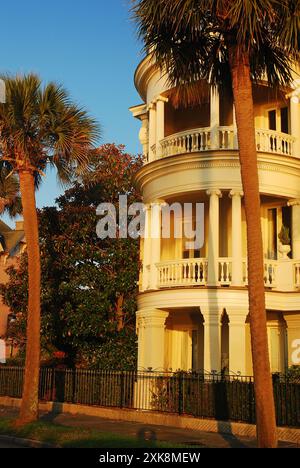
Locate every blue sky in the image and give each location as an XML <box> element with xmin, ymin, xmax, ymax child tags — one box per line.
<box><xmin>0</xmin><ymin>0</ymin><xmax>143</xmax><ymax>224</ymax></box>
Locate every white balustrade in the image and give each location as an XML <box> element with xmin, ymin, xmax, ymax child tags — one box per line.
<box><xmin>264</xmin><ymin>261</ymin><xmax>277</xmax><ymax>287</ymax></box>
<box><xmin>243</xmin><ymin>259</ymin><xmax>277</xmax><ymax>288</ymax></box>
<box><xmin>157</xmin><ymin>259</ymin><xmax>208</xmax><ymax>287</ymax></box>
<box><xmin>218</xmin><ymin>258</ymin><xmax>232</xmax><ymax>285</ymax></box>
<box><xmin>255</xmin><ymin>129</ymin><xmax>295</xmax><ymax>156</ymax></box>
<box><xmin>219</xmin><ymin>126</ymin><xmax>235</xmax><ymax>150</ymax></box>
<box><xmin>157</xmin><ymin>126</ymin><xmax>296</xmax><ymax>160</ymax></box>
<box><xmin>242</xmin><ymin>260</ymin><xmax>248</xmax><ymax>286</ymax></box>
<box><xmin>161</xmin><ymin>128</ymin><xmax>211</xmax><ymax>157</ymax></box>
<box><xmin>156</xmin><ymin>257</ymin><xmax>300</xmax><ymax>290</ymax></box>
<box><xmin>294</xmin><ymin>263</ymin><xmax>300</xmax><ymax>288</ymax></box>
<box><xmin>150</xmin><ymin>144</ymin><xmax>156</xmax><ymax>159</ymax></box>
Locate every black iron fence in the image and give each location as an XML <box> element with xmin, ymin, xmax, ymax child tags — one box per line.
<box><xmin>0</xmin><ymin>367</ymin><xmax>299</xmax><ymax>428</ymax></box>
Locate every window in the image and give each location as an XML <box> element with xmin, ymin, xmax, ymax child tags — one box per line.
<box><xmin>267</xmin><ymin>208</ymin><xmax>277</xmax><ymax>260</ymax></box>
<box><xmin>268</xmin><ymin>110</ymin><xmax>276</xmax><ymax>131</ymax></box>
<box><xmin>280</xmin><ymin>107</ymin><xmax>289</xmax><ymax>134</ymax></box>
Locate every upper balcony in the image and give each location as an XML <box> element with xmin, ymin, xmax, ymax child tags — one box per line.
<box><xmin>130</xmin><ymin>60</ymin><xmax>300</xmax><ymax>165</ymax></box>
<box><xmin>154</xmin><ymin>125</ymin><xmax>295</xmax><ymax>159</ymax></box>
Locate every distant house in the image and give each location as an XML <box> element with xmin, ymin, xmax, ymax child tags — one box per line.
<box><xmin>0</xmin><ymin>220</ymin><xmax>25</xmax><ymax>358</ymax></box>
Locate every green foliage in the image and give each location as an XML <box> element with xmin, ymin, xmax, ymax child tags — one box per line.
<box><xmin>286</xmin><ymin>365</ymin><xmax>300</xmax><ymax>382</ymax></box>
<box><xmin>278</xmin><ymin>225</ymin><xmax>290</xmax><ymax>245</ymax></box>
<box><xmin>0</xmin><ymin>144</ymin><xmax>143</xmax><ymax>369</ymax></box>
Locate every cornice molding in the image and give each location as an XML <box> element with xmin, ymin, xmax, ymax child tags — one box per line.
<box><xmin>134</xmin><ymin>55</ymin><xmax>159</xmax><ymax>101</ymax></box>
<box><xmin>137</xmin><ymin>288</ymin><xmax>300</xmax><ymax>312</ymax></box>
<box><xmin>135</xmin><ymin>151</ymin><xmax>300</xmax><ymax>198</ymax></box>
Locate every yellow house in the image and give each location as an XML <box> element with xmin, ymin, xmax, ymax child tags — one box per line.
<box><xmin>130</xmin><ymin>55</ymin><xmax>300</xmax><ymax>376</ymax></box>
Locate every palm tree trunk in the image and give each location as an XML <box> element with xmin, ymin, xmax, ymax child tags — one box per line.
<box><xmin>228</xmin><ymin>46</ymin><xmax>277</xmax><ymax>448</ymax></box>
<box><xmin>17</xmin><ymin>170</ymin><xmax>40</xmax><ymax>425</ymax></box>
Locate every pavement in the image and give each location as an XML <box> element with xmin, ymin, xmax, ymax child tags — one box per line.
<box><xmin>0</xmin><ymin>406</ymin><xmax>298</xmax><ymax>448</ymax></box>
<box><xmin>0</xmin><ymin>440</ymin><xmax>28</xmax><ymax>448</ymax></box>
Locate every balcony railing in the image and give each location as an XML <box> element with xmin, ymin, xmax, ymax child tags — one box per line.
<box><xmin>243</xmin><ymin>259</ymin><xmax>277</xmax><ymax>288</ymax></box>
<box><xmin>294</xmin><ymin>262</ymin><xmax>300</xmax><ymax>288</ymax></box>
<box><xmin>157</xmin><ymin>258</ymin><xmax>208</xmax><ymax>287</ymax></box>
<box><xmin>161</xmin><ymin>127</ymin><xmax>211</xmax><ymax>157</ymax></box>
<box><xmin>159</xmin><ymin>126</ymin><xmax>296</xmax><ymax>159</ymax></box>
<box><xmin>154</xmin><ymin>257</ymin><xmax>300</xmax><ymax>290</ymax></box>
<box><xmin>218</xmin><ymin>257</ymin><xmax>232</xmax><ymax>285</ymax></box>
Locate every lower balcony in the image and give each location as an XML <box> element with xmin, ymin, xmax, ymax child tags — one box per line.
<box><xmin>155</xmin><ymin>258</ymin><xmax>300</xmax><ymax>291</ymax></box>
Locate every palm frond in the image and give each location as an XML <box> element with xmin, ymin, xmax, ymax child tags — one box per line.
<box><xmin>132</xmin><ymin>0</ymin><xmax>297</xmax><ymax>106</ymax></box>
<box><xmin>0</xmin><ymin>73</ymin><xmax>100</xmax><ymax>185</ymax></box>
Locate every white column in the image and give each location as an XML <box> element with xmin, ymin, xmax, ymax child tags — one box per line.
<box><xmin>284</xmin><ymin>314</ymin><xmax>300</xmax><ymax>367</ymax></box>
<box><xmin>138</xmin><ymin>114</ymin><xmax>149</xmax><ymax>161</ymax></box>
<box><xmin>148</xmin><ymin>102</ymin><xmax>156</xmax><ymax>162</ymax></box>
<box><xmin>136</xmin><ymin>312</ymin><xmax>146</xmax><ymax>369</ymax></box>
<box><xmin>230</xmin><ymin>190</ymin><xmax>244</xmax><ymax>286</ymax></box>
<box><xmin>288</xmin><ymin>199</ymin><xmax>300</xmax><ymax>260</ymax></box>
<box><xmin>143</xmin><ymin>309</ymin><xmax>169</xmax><ymax>370</ymax></box>
<box><xmin>203</xmin><ymin>312</ymin><xmax>221</xmax><ymax>372</ymax></box>
<box><xmin>149</xmin><ymin>201</ymin><xmax>163</xmax><ymax>290</ymax></box>
<box><xmin>210</xmin><ymin>87</ymin><xmax>220</xmax><ymax>149</ymax></box>
<box><xmin>142</xmin><ymin>205</ymin><xmax>152</xmax><ymax>291</ymax></box>
<box><xmin>229</xmin><ymin>312</ymin><xmax>247</xmax><ymax>375</ymax></box>
<box><xmin>206</xmin><ymin>189</ymin><xmax>222</xmax><ymax>286</ymax></box>
<box><xmin>156</xmin><ymin>96</ymin><xmax>168</xmax><ymax>158</ymax></box>
<box><xmin>233</xmin><ymin>104</ymin><xmax>238</xmax><ymax>149</ymax></box>
<box><xmin>290</xmin><ymin>96</ymin><xmax>300</xmax><ymax>157</ymax></box>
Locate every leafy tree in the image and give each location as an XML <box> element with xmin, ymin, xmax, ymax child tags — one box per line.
<box><xmin>0</xmin><ymin>74</ymin><xmax>99</xmax><ymax>424</ymax></box>
<box><xmin>1</xmin><ymin>144</ymin><xmax>142</xmax><ymax>370</ymax></box>
<box><xmin>132</xmin><ymin>0</ymin><xmax>300</xmax><ymax>447</ymax></box>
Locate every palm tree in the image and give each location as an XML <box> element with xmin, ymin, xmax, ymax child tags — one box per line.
<box><xmin>132</xmin><ymin>0</ymin><xmax>300</xmax><ymax>448</ymax></box>
<box><xmin>0</xmin><ymin>74</ymin><xmax>99</xmax><ymax>425</ymax></box>
<box><xmin>0</xmin><ymin>162</ymin><xmax>22</xmax><ymax>217</ymax></box>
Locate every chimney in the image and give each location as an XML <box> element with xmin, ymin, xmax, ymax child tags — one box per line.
<box><xmin>15</xmin><ymin>220</ymin><xmax>24</xmax><ymax>231</ymax></box>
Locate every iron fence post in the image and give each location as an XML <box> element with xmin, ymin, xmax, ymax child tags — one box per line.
<box><xmin>178</xmin><ymin>372</ymin><xmax>184</xmax><ymax>415</ymax></box>
<box><xmin>51</xmin><ymin>367</ymin><xmax>55</xmax><ymax>402</ymax></box>
<box><xmin>120</xmin><ymin>371</ymin><xmax>124</xmax><ymax>408</ymax></box>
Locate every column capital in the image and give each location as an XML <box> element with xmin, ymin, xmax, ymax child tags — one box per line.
<box><xmin>202</xmin><ymin>310</ymin><xmax>222</xmax><ymax>325</ymax></box>
<box><xmin>136</xmin><ymin>316</ymin><xmax>145</xmax><ymax>328</ymax></box>
<box><xmin>155</xmin><ymin>95</ymin><xmax>168</xmax><ymax>104</ymax></box>
<box><xmin>288</xmin><ymin>199</ymin><xmax>300</xmax><ymax>207</ymax></box>
<box><xmin>229</xmin><ymin>314</ymin><xmax>248</xmax><ymax>326</ymax></box>
<box><xmin>147</xmin><ymin>101</ymin><xmax>156</xmax><ymax>111</ymax></box>
<box><xmin>150</xmin><ymin>199</ymin><xmax>166</xmax><ymax>209</ymax></box>
<box><xmin>229</xmin><ymin>189</ymin><xmax>244</xmax><ymax>199</ymax></box>
<box><xmin>142</xmin><ymin>203</ymin><xmax>152</xmax><ymax>213</ymax></box>
<box><xmin>142</xmin><ymin>309</ymin><xmax>169</xmax><ymax>328</ymax></box>
<box><xmin>139</xmin><ymin>113</ymin><xmax>149</xmax><ymax>122</ymax></box>
<box><xmin>206</xmin><ymin>189</ymin><xmax>222</xmax><ymax>198</ymax></box>
<box><xmin>284</xmin><ymin>315</ymin><xmax>300</xmax><ymax>328</ymax></box>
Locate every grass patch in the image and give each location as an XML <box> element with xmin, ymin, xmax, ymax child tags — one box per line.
<box><xmin>0</xmin><ymin>418</ymin><xmax>191</xmax><ymax>448</ymax></box>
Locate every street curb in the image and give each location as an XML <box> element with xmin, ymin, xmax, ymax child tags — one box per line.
<box><xmin>0</xmin><ymin>434</ymin><xmax>60</xmax><ymax>448</ymax></box>
<box><xmin>1</xmin><ymin>396</ymin><xmax>299</xmax><ymax>445</ymax></box>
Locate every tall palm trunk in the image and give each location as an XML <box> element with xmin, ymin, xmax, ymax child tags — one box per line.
<box><xmin>17</xmin><ymin>170</ymin><xmax>41</xmax><ymax>425</ymax></box>
<box><xmin>228</xmin><ymin>46</ymin><xmax>277</xmax><ymax>448</ymax></box>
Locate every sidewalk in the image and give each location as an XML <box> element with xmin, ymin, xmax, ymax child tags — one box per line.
<box><xmin>0</xmin><ymin>406</ymin><xmax>297</xmax><ymax>448</ymax></box>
